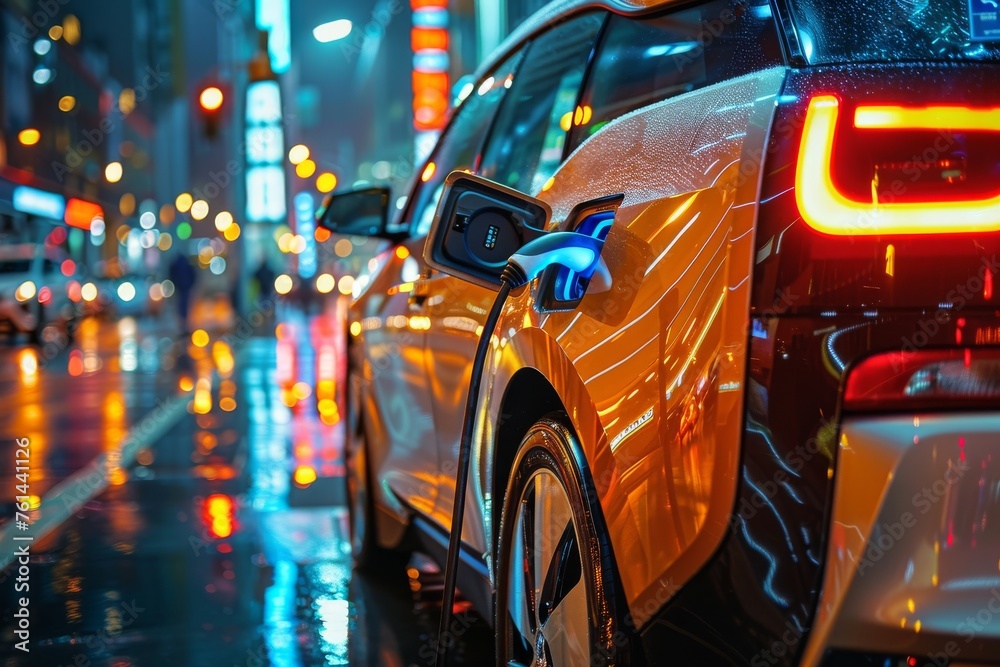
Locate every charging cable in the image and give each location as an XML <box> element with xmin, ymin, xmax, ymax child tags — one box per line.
<box><xmin>435</xmin><ymin>231</ymin><xmax>608</xmax><ymax>667</ymax></box>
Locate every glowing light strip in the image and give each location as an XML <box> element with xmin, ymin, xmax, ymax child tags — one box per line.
<box><xmin>854</xmin><ymin>105</ymin><xmax>1000</xmax><ymax>130</ymax></box>
<box><xmin>796</xmin><ymin>96</ymin><xmax>1000</xmax><ymax>236</ymax></box>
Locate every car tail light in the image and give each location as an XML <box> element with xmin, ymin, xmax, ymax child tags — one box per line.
<box><xmin>844</xmin><ymin>348</ymin><xmax>1000</xmax><ymax>413</ymax></box>
<box><xmin>751</xmin><ymin>67</ymin><xmax>1000</xmax><ymax>314</ymax></box>
<box><xmin>796</xmin><ymin>95</ymin><xmax>1000</xmax><ymax>236</ymax></box>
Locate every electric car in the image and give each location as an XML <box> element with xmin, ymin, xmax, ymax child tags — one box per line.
<box><xmin>321</xmin><ymin>1</ymin><xmax>1000</xmax><ymax>664</ymax></box>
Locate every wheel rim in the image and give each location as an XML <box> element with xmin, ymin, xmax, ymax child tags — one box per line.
<box><xmin>505</xmin><ymin>469</ymin><xmax>590</xmax><ymax>667</ymax></box>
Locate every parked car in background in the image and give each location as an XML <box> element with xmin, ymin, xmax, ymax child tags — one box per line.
<box><xmin>322</xmin><ymin>1</ymin><xmax>1000</xmax><ymax>665</ymax></box>
<box><xmin>0</xmin><ymin>243</ymin><xmax>79</xmax><ymax>341</ymax></box>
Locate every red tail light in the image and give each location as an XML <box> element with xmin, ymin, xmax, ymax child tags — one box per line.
<box><xmin>844</xmin><ymin>348</ymin><xmax>1000</xmax><ymax>412</ymax></box>
<box><xmin>796</xmin><ymin>96</ymin><xmax>1000</xmax><ymax>236</ymax></box>
<box><xmin>752</xmin><ymin>68</ymin><xmax>1000</xmax><ymax>314</ymax></box>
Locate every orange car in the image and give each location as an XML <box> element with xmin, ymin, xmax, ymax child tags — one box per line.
<box><xmin>321</xmin><ymin>1</ymin><xmax>1000</xmax><ymax>665</ymax></box>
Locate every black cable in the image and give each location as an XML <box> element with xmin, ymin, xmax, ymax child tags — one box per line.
<box><xmin>435</xmin><ymin>271</ymin><xmax>520</xmax><ymax>667</ymax></box>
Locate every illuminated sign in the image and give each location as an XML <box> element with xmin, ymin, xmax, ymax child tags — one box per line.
<box><xmin>64</xmin><ymin>198</ymin><xmax>104</xmax><ymax>230</ymax></box>
<box><xmin>294</xmin><ymin>192</ymin><xmax>316</xmax><ymax>279</ymax></box>
<box><xmin>245</xmin><ymin>80</ymin><xmax>287</xmax><ymax>223</ymax></box>
<box><xmin>412</xmin><ymin>0</ymin><xmax>450</xmax><ymax>134</ymax></box>
<box><xmin>256</xmin><ymin>0</ymin><xmax>291</xmax><ymax>73</ymax></box>
<box><xmin>13</xmin><ymin>186</ymin><xmax>65</xmax><ymax>220</ymax></box>
<box><xmin>246</xmin><ymin>166</ymin><xmax>287</xmax><ymax>223</ymax></box>
<box><xmin>247</xmin><ymin>80</ymin><xmax>282</xmax><ymax>123</ymax></box>
<box><xmin>969</xmin><ymin>0</ymin><xmax>1000</xmax><ymax>41</ymax></box>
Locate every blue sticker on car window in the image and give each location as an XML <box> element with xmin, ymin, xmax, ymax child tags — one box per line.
<box><xmin>969</xmin><ymin>0</ymin><xmax>1000</xmax><ymax>41</ymax></box>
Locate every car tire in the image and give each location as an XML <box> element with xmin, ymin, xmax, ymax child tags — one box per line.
<box><xmin>496</xmin><ymin>416</ymin><xmax>631</xmax><ymax>667</ymax></box>
<box><xmin>344</xmin><ymin>364</ymin><xmax>409</xmax><ymax>572</ymax></box>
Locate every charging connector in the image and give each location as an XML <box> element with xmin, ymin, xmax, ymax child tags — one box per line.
<box><xmin>435</xmin><ymin>230</ymin><xmax>608</xmax><ymax>667</ymax></box>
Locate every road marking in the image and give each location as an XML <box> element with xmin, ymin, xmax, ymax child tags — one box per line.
<box><xmin>0</xmin><ymin>390</ymin><xmax>192</xmax><ymax>570</ymax></box>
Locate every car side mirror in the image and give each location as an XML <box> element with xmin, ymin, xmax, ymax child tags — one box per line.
<box><xmin>423</xmin><ymin>172</ymin><xmax>551</xmax><ymax>290</ymax></box>
<box><xmin>316</xmin><ymin>187</ymin><xmax>394</xmax><ymax>239</ymax></box>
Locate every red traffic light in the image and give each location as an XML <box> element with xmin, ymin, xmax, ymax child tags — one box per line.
<box><xmin>199</xmin><ymin>86</ymin><xmax>224</xmax><ymax>112</ymax></box>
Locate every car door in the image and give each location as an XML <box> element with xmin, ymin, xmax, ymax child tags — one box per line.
<box><xmin>534</xmin><ymin>0</ymin><xmax>786</xmax><ymax>625</ymax></box>
<box><xmin>416</xmin><ymin>11</ymin><xmax>607</xmax><ymax>540</ymax></box>
<box><xmin>361</xmin><ymin>48</ymin><xmax>525</xmax><ymax>520</ymax></box>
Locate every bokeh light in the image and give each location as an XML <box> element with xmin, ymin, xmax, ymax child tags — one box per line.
<box><xmin>288</xmin><ymin>144</ymin><xmax>310</xmax><ymax>164</ymax></box>
<box><xmin>295</xmin><ymin>159</ymin><xmax>317</xmax><ymax>179</ymax></box>
<box><xmin>274</xmin><ymin>274</ymin><xmax>293</xmax><ymax>295</ymax></box>
<box><xmin>18</xmin><ymin>129</ymin><xmax>40</xmax><ymax>146</ymax></box>
<box><xmin>214</xmin><ymin>211</ymin><xmax>234</xmax><ymax>232</ymax></box>
<box><xmin>190</xmin><ymin>200</ymin><xmax>209</xmax><ymax>220</ymax></box>
<box><xmin>316</xmin><ymin>172</ymin><xmax>338</xmax><ymax>193</ymax></box>
<box><xmin>316</xmin><ymin>273</ymin><xmax>335</xmax><ymax>294</ymax></box>
<box><xmin>175</xmin><ymin>193</ymin><xmax>193</xmax><ymax>213</ymax></box>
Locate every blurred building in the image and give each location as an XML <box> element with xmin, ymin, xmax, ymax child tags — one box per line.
<box><xmin>0</xmin><ymin>0</ymin><xmax>205</xmax><ymax>280</ymax></box>
<box><xmin>0</xmin><ymin>0</ymin><xmax>562</xmax><ymax>305</ymax></box>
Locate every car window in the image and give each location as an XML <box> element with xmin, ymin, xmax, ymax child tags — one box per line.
<box><xmin>569</xmin><ymin>0</ymin><xmax>782</xmax><ymax>152</ymax></box>
<box><xmin>479</xmin><ymin>12</ymin><xmax>606</xmax><ymax>195</ymax></box>
<box><xmin>0</xmin><ymin>260</ymin><xmax>31</xmax><ymax>274</ymax></box>
<box><xmin>788</xmin><ymin>0</ymin><xmax>1000</xmax><ymax>65</ymax></box>
<box><xmin>402</xmin><ymin>49</ymin><xmax>526</xmax><ymax>239</ymax></box>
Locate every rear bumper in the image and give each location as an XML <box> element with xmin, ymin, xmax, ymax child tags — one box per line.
<box><xmin>801</xmin><ymin>412</ymin><xmax>1000</xmax><ymax>666</ymax></box>
<box><xmin>638</xmin><ymin>311</ymin><xmax>1000</xmax><ymax>665</ymax></box>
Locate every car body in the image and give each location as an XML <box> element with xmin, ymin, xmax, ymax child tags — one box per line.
<box><xmin>0</xmin><ymin>243</ymin><xmax>79</xmax><ymax>339</ymax></box>
<box><xmin>338</xmin><ymin>1</ymin><xmax>1000</xmax><ymax>665</ymax></box>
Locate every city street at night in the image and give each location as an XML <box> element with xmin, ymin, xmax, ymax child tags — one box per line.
<box><xmin>4</xmin><ymin>0</ymin><xmax>1000</xmax><ymax>666</ymax></box>
<box><xmin>0</xmin><ymin>303</ymin><xmax>493</xmax><ymax>666</ymax></box>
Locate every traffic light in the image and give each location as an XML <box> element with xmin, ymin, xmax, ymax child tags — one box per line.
<box><xmin>197</xmin><ymin>84</ymin><xmax>226</xmax><ymax>139</ymax></box>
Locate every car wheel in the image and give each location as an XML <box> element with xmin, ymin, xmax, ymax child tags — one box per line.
<box><xmin>344</xmin><ymin>363</ymin><xmax>408</xmax><ymax>572</ymax></box>
<box><xmin>496</xmin><ymin>417</ymin><xmax>628</xmax><ymax>667</ymax></box>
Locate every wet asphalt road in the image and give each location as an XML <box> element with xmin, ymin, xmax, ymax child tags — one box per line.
<box><xmin>0</xmin><ymin>301</ymin><xmax>493</xmax><ymax>667</ymax></box>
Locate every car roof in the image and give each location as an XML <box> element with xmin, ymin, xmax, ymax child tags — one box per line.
<box><xmin>474</xmin><ymin>0</ymin><xmax>678</xmax><ymax>81</ymax></box>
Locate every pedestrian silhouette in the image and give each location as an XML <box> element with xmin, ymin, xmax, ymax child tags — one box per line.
<box><xmin>169</xmin><ymin>252</ymin><xmax>197</xmax><ymax>334</ymax></box>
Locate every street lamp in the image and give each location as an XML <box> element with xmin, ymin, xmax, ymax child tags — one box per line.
<box><xmin>313</xmin><ymin>19</ymin><xmax>352</xmax><ymax>43</ymax></box>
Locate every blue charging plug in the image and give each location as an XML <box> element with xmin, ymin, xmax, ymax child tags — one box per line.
<box><xmin>502</xmin><ymin>229</ymin><xmax>610</xmax><ymax>289</ymax></box>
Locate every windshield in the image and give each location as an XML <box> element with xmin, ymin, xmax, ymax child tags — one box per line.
<box><xmin>0</xmin><ymin>260</ymin><xmax>32</xmax><ymax>274</ymax></box>
<box><xmin>788</xmin><ymin>0</ymin><xmax>1000</xmax><ymax>64</ymax></box>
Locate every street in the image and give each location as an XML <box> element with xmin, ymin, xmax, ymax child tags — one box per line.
<box><xmin>0</xmin><ymin>303</ymin><xmax>493</xmax><ymax>667</ymax></box>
